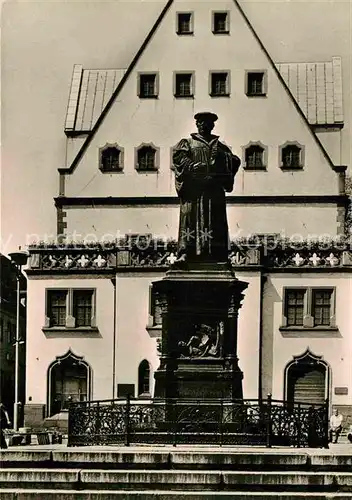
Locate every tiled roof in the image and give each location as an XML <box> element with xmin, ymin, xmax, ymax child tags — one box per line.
<box><xmin>276</xmin><ymin>57</ymin><xmax>343</xmax><ymax>126</ymax></box>
<box><xmin>65</xmin><ymin>65</ymin><xmax>126</xmax><ymax>133</ymax></box>
<box><xmin>64</xmin><ymin>57</ymin><xmax>343</xmax><ymax>133</ymax></box>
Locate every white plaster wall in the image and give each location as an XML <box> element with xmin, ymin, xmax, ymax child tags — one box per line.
<box><xmin>262</xmin><ymin>274</ymin><xmax>352</xmax><ymax>405</ymax></box>
<box><xmin>26</xmin><ymin>270</ymin><xmax>262</xmax><ymax>403</ymax></box>
<box><xmin>64</xmin><ymin>204</ymin><xmax>340</xmax><ymax>242</ymax></box>
<box><xmin>315</xmin><ymin>130</ymin><xmax>341</xmax><ymax>166</ymax></box>
<box><xmin>64</xmin><ymin>0</ymin><xmax>339</xmax><ymax>199</ymax></box>
<box><xmin>65</xmin><ymin>137</ymin><xmax>87</xmax><ymax>168</ymax></box>
<box><xmin>236</xmin><ymin>271</ymin><xmax>261</xmax><ymax>399</ymax></box>
<box><xmin>115</xmin><ymin>274</ymin><xmax>160</xmax><ymax>395</ymax></box>
<box><xmin>26</xmin><ymin>277</ymin><xmax>115</xmax><ymax>405</ymax></box>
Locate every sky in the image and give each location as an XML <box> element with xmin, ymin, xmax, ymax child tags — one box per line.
<box><xmin>1</xmin><ymin>0</ymin><xmax>351</xmax><ymax>255</ymax></box>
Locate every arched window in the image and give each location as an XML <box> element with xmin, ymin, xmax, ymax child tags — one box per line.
<box><xmin>138</xmin><ymin>360</ymin><xmax>151</xmax><ymax>397</ymax></box>
<box><xmin>135</xmin><ymin>144</ymin><xmax>159</xmax><ymax>171</ymax></box>
<box><xmin>99</xmin><ymin>144</ymin><xmax>124</xmax><ymax>172</ymax></box>
<box><xmin>280</xmin><ymin>142</ymin><xmax>304</xmax><ymax>169</ymax></box>
<box><xmin>47</xmin><ymin>350</ymin><xmax>91</xmax><ymax>416</ymax></box>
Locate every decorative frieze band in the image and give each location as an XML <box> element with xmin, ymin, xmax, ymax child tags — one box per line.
<box><xmin>27</xmin><ymin>238</ymin><xmax>352</xmax><ymax>273</ymax></box>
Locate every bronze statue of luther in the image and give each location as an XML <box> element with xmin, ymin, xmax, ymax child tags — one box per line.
<box><xmin>173</xmin><ymin>112</ymin><xmax>241</xmax><ymax>262</ymax></box>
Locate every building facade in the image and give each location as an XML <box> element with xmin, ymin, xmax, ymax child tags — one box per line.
<box><xmin>24</xmin><ymin>0</ymin><xmax>351</xmax><ymax>429</ymax></box>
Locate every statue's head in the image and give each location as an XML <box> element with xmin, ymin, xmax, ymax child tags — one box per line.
<box><xmin>194</xmin><ymin>112</ymin><xmax>218</xmax><ymax>136</ymax></box>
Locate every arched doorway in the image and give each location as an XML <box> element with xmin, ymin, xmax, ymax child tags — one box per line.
<box><xmin>285</xmin><ymin>349</ymin><xmax>329</xmax><ymax>405</ymax></box>
<box><xmin>138</xmin><ymin>360</ymin><xmax>151</xmax><ymax>397</ymax></box>
<box><xmin>47</xmin><ymin>350</ymin><xmax>91</xmax><ymax>416</ymax></box>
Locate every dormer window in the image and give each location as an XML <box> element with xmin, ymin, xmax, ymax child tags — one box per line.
<box><xmin>135</xmin><ymin>144</ymin><xmax>159</xmax><ymax>172</ymax></box>
<box><xmin>177</xmin><ymin>12</ymin><xmax>193</xmax><ymax>35</ymax></box>
<box><xmin>244</xmin><ymin>144</ymin><xmax>266</xmax><ymax>169</ymax></box>
<box><xmin>280</xmin><ymin>142</ymin><xmax>304</xmax><ymax>169</ymax></box>
<box><xmin>99</xmin><ymin>144</ymin><xmax>124</xmax><ymax>172</ymax></box>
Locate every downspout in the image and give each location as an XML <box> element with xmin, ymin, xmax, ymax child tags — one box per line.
<box><xmin>111</xmin><ymin>276</ymin><xmax>117</xmax><ymax>399</ymax></box>
<box><xmin>258</xmin><ymin>273</ymin><xmax>267</xmax><ymax>402</ymax></box>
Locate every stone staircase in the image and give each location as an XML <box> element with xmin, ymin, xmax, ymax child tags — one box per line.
<box><xmin>1</xmin><ymin>447</ymin><xmax>352</xmax><ymax>499</ymax></box>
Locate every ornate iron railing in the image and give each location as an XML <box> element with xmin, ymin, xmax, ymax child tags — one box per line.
<box><xmin>68</xmin><ymin>395</ymin><xmax>329</xmax><ymax>448</ymax></box>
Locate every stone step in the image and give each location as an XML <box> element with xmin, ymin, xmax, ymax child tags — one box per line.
<box><xmin>0</xmin><ymin>489</ymin><xmax>352</xmax><ymax>499</ymax></box>
<box><xmin>2</xmin><ymin>450</ymin><xmax>352</xmax><ymax>471</ymax></box>
<box><xmin>1</xmin><ymin>469</ymin><xmax>352</xmax><ymax>491</ymax></box>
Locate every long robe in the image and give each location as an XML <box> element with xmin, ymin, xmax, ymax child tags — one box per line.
<box><xmin>173</xmin><ymin>133</ymin><xmax>240</xmax><ymax>261</ymax></box>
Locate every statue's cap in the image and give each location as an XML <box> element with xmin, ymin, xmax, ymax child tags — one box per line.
<box><xmin>194</xmin><ymin>112</ymin><xmax>218</xmax><ymax>122</ymax></box>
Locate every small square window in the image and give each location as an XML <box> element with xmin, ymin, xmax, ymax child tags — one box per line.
<box><xmin>175</xmin><ymin>73</ymin><xmax>194</xmax><ymax>97</ymax></box>
<box><xmin>177</xmin><ymin>12</ymin><xmax>193</xmax><ymax>35</ymax></box>
<box><xmin>210</xmin><ymin>72</ymin><xmax>230</xmax><ymax>97</ymax></box>
<box><xmin>136</xmin><ymin>145</ymin><xmax>158</xmax><ymax>171</ymax></box>
<box><xmin>139</xmin><ymin>73</ymin><xmax>158</xmax><ymax>98</ymax></box>
<box><xmin>100</xmin><ymin>147</ymin><xmax>121</xmax><ymax>172</ymax></box>
<box><xmin>245</xmin><ymin>145</ymin><xmax>266</xmax><ymax>169</ymax></box>
<box><xmin>99</xmin><ymin>144</ymin><xmax>124</xmax><ymax>173</ymax></box>
<box><xmin>281</xmin><ymin>144</ymin><xmax>303</xmax><ymax>169</ymax></box>
<box><xmin>213</xmin><ymin>12</ymin><xmax>229</xmax><ymax>34</ymax></box>
<box><xmin>247</xmin><ymin>72</ymin><xmax>265</xmax><ymax>96</ymax></box>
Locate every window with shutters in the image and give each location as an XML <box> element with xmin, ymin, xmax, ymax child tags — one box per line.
<box><xmin>281</xmin><ymin>287</ymin><xmax>336</xmax><ymax>331</ymax></box>
<box><xmin>44</xmin><ymin>289</ymin><xmax>97</xmax><ymax>334</ymax></box>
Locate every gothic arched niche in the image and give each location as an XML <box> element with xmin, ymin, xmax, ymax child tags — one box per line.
<box><xmin>47</xmin><ymin>350</ymin><xmax>91</xmax><ymax>416</ymax></box>
<box><xmin>284</xmin><ymin>349</ymin><xmax>329</xmax><ymax>406</ymax></box>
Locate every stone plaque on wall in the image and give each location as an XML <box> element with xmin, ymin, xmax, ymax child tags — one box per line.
<box><xmin>334</xmin><ymin>387</ymin><xmax>348</xmax><ymax>395</ymax></box>
<box><xmin>117</xmin><ymin>384</ymin><xmax>135</xmax><ymax>398</ymax></box>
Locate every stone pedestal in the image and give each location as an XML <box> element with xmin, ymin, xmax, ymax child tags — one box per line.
<box><xmin>153</xmin><ymin>262</ymin><xmax>248</xmax><ymax>400</ymax></box>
